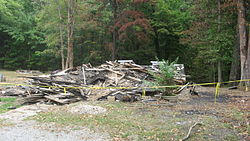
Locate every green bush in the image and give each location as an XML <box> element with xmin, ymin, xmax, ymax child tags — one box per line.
<box><xmin>144</xmin><ymin>59</ymin><xmax>177</xmax><ymax>95</ymax></box>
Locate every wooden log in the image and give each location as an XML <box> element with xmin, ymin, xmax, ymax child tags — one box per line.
<box><xmin>18</xmin><ymin>95</ymin><xmax>45</xmax><ymax>105</ymax></box>
<box><xmin>82</xmin><ymin>66</ymin><xmax>87</xmax><ymax>84</ymax></box>
<box><xmin>174</xmin><ymin>82</ymin><xmax>189</xmax><ymax>94</ymax></box>
<box><xmin>106</xmin><ymin>61</ymin><xmax>115</xmax><ymax>66</ymax></box>
<box><xmin>101</xmin><ymin>67</ymin><xmax>141</xmax><ymax>82</ymax></box>
<box><xmin>85</xmin><ymin>68</ymin><xmax>149</xmax><ymax>71</ymax></box>
<box><xmin>51</xmin><ymin>68</ymin><xmax>72</xmax><ymax>76</ymax></box>
<box><xmin>44</xmin><ymin>95</ymin><xmax>71</xmax><ymax>104</ymax></box>
<box><xmin>123</xmin><ymin>63</ymin><xmax>148</xmax><ymax>73</ymax></box>
<box><xmin>27</xmin><ymin>76</ymin><xmax>82</xmax><ymax>86</ymax></box>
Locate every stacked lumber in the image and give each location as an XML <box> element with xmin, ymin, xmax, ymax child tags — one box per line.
<box><xmin>2</xmin><ymin>61</ymin><xmax>155</xmax><ymax>105</ymax></box>
<box><xmin>0</xmin><ymin>61</ymin><xmax>186</xmax><ymax>105</ymax></box>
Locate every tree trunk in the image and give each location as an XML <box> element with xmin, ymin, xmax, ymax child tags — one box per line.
<box><xmin>153</xmin><ymin>27</ymin><xmax>161</xmax><ymax>59</ymax></box>
<box><xmin>237</xmin><ymin>0</ymin><xmax>248</xmax><ymax>82</ymax></box>
<box><xmin>111</xmin><ymin>0</ymin><xmax>118</xmax><ymax>61</ymax></box>
<box><xmin>66</xmin><ymin>0</ymin><xmax>75</xmax><ymax>69</ymax></box>
<box><xmin>60</xmin><ymin>24</ymin><xmax>65</xmax><ymax>70</ymax></box>
<box><xmin>217</xmin><ymin>61</ymin><xmax>222</xmax><ymax>82</ymax></box>
<box><xmin>229</xmin><ymin>27</ymin><xmax>241</xmax><ymax>84</ymax></box>
<box><xmin>244</xmin><ymin>32</ymin><xmax>250</xmax><ymax>88</ymax></box>
<box><xmin>217</xmin><ymin>0</ymin><xmax>222</xmax><ymax>82</ymax></box>
<box><xmin>55</xmin><ymin>0</ymin><xmax>65</xmax><ymax>70</ymax></box>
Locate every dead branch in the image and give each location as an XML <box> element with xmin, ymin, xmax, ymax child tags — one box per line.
<box><xmin>182</xmin><ymin>122</ymin><xmax>202</xmax><ymax>141</ymax></box>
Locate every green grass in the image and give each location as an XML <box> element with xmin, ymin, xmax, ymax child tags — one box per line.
<box><xmin>0</xmin><ymin>97</ymin><xmax>16</xmax><ymax>102</ymax></box>
<box><xmin>225</xmin><ymin>108</ymin><xmax>250</xmax><ymax>137</ymax></box>
<box><xmin>231</xmin><ymin>110</ymin><xmax>245</xmax><ymax>121</ymax></box>
<box><xmin>0</xmin><ymin>97</ymin><xmax>20</xmax><ymax>114</ymax></box>
<box><xmin>187</xmin><ymin>116</ymin><xmax>239</xmax><ymax>141</ymax></box>
<box><xmin>31</xmin><ymin>102</ymin><xmax>187</xmax><ymax>140</ymax></box>
<box><xmin>30</xmin><ymin>101</ymin><xmax>240</xmax><ymax>141</ymax></box>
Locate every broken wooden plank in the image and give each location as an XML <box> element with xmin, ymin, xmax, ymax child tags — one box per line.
<box><xmin>82</xmin><ymin>66</ymin><xmax>87</xmax><ymax>84</ymax></box>
<box><xmin>44</xmin><ymin>95</ymin><xmax>70</xmax><ymax>104</ymax></box>
<box><xmin>101</xmin><ymin>67</ymin><xmax>141</xmax><ymax>82</ymax></box>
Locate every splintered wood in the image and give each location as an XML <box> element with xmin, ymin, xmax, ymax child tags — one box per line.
<box><xmin>0</xmin><ymin>61</ymin><xmax>153</xmax><ymax>105</ymax></box>
<box><xmin>0</xmin><ymin>61</ymin><xmax>186</xmax><ymax>105</ymax></box>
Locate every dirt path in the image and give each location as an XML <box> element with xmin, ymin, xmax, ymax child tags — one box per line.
<box><xmin>0</xmin><ymin>87</ymin><xmax>248</xmax><ymax>140</ymax></box>
<box><xmin>0</xmin><ymin>104</ymin><xmax>110</xmax><ymax>141</ymax></box>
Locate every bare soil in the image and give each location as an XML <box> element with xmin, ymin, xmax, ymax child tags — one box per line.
<box><xmin>169</xmin><ymin>86</ymin><xmax>250</xmax><ymax>140</ymax></box>
<box><xmin>0</xmin><ymin>86</ymin><xmax>249</xmax><ymax>141</ymax></box>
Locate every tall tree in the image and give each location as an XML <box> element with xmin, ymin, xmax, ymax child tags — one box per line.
<box><xmin>236</xmin><ymin>0</ymin><xmax>250</xmax><ymax>88</ymax></box>
<box><xmin>66</xmin><ymin>0</ymin><xmax>75</xmax><ymax>68</ymax></box>
<box><xmin>55</xmin><ymin>0</ymin><xmax>66</xmax><ymax>70</ymax></box>
<box><xmin>217</xmin><ymin>0</ymin><xmax>222</xmax><ymax>82</ymax></box>
<box><xmin>110</xmin><ymin>0</ymin><xmax>118</xmax><ymax>61</ymax></box>
<box><xmin>229</xmin><ymin>26</ymin><xmax>241</xmax><ymax>82</ymax></box>
<box><xmin>237</xmin><ymin>0</ymin><xmax>247</xmax><ymax>81</ymax></box>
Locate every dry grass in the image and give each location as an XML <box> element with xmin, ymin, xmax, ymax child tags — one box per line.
<box><xmin>30</xmin><ymin>100</ymin><xmax>242</xmax><ymax>141</ymax></box>
<box><xmin>0</xmin><ymin>69</ymin><xmax>31</xmax><ymax>83</ymax></box>
<box><xmin>0</xmin><ymin>119</ymin><xmax>13</xmax><ymax>127</ymax></box>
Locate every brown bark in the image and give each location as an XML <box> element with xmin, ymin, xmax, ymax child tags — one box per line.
<box><xmin>55</xmin><ymin>0</ymin><xmax>65</xmax><ymax>70</ymax></box>
<box><xmin>244</xmin><ymin>32</ymin><xmax>250</xmax><ymax>87</ymax></box>
<box><xmin>217</xmin><ymin>0</ymin><xmax>222</xmax><ymax>82</ymax></box>
<box><xmin>237</xmin><ymin>0</ymin><xmax>248</xmax><ymax>81</ymax></box>
<box><xmin>66</xmin><ymin>0</ymin><xmax>75</xmax><ymax>69</ymax></box>
<box><xmin>111</xmin><ymin>0</ymin><xmax>118</xmax><ymax>61</ymax></box>
<box><xmin>153</xmin><ymin>27</ymin><xmax>161</xmax><ymax>59</ymax></box>
<box><xmin>229</xmin><ymin>27</ymin><xmax>241</xmax><ymax>83</ymax></box>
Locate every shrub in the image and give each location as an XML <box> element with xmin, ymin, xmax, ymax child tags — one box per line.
<box><xmin>144</xmin><ymin>59</ymin><xmax>177</xmax><ymax>95</ymax></box>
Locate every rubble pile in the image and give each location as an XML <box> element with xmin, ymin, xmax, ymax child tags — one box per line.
<box><xmin>0</xmin><ymin>61</ymin><xmax>186</xmax><ymax>105</ymax></box>
<box><xmin>1</xmin><ymin>61</ymin><xmax>158</xmax><ymax>105</ymax></box>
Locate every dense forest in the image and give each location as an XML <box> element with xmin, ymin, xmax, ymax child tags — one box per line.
<box><xmin>0</xmin><ymin>0</ymin><xmax>250</xmax><ymax>83</ymax></box>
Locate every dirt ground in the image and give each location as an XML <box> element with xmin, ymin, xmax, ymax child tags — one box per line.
<box><xmin>171</xmin><ymin>86</ymin><xmax>250</xmax><ymax>140</ymax></box>
<box><xmin>0</xmin><ymin>86</ymin><xmax>249</xmax><ymax>141</ymax></box>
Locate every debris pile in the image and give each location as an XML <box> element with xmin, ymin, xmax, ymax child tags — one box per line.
<box><xmin>1</xmin><ymin>61</ymin><xmax>154</xmax><ymax>104</ymax></box>
<box><xmin>0</xmin><ymin>61</ymin><xmax>186</xmax><ymax>105</ymax></box>
<box><xmin>16</xmin><ymin>70</ymin><xmax>42</xmax><ymax>74</ymax></box>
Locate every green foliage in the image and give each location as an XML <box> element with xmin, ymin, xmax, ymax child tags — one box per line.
<box><xmin>152</xmin><ymin>60</ymin><xmax>176</xmax><ymax>84</ymax></box>
<box><xmin>0</xmin><ymin>0</ymin><xmax>245</xmax><ymax>84</ymax></box>
<box><xmin>144</xmin><ymin>59</ymin><xmax>177</xmax><ymax>95</ymax></box>
<box><xmin>0</xmin><ymin>0</ymin><xmax>49</xmax><ymax>70</ymax></box>
<box><xmin>185</xmin><ymin>0</ymin><xmax>237</xmax><ymax>82</ymax></box>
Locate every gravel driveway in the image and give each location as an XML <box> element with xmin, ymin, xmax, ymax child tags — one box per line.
<box><xmin>0</xmin><ymin>104</ymin><xmax>110</xmax><ymax>141</ymax></box>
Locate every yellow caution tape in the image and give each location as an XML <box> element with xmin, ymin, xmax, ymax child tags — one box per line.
<box><xmin>142</xmin><ymin>88</ymin><xmax>146</xmax><ymax>97</ymax></box>
<box><xmin>64</xmin><ymin>88</ymin><xmax>67</xmax><ymax>94</ymax></box>
<box><xmin>0</xmin><ymin>79</ymin><xmax>250</xmax><ymax>90</ymax></box>
<box><xmin>0</xmin><ymin>79</ymin><xmax>249</xmax><ymax>103</ymax></box>
<box><xmin>214</xmin><ymin>83</ymin><xmax>220</xmax><ymax>104</ymax></box>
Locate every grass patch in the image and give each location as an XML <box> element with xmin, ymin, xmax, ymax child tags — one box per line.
<box><xmin>231</xmin><ymin>110</ymin><xmax>245</xmax><ymax>121</ymax></box>
<box><xmin>223</xmin><ymin>108</ymin><xmax>250</xmax><ymax>136</ymax></box>
<box><xmin>29</xmin><ymin>101</ymin><xmax>243</xmax><ymax>140</ymax></box>
<box><xmin>31</xmin><ymin>102</ymin><xmax>188</xmax><ymax>140</ymax></box>
<box><xmin>30</xmin><ymin>101</ymin><xmax>240</xmax><ymax>141</ymax></box>
<box><xmin>0</xmin><ymin>69</ymin><xmax>32</xmax><ymax>83</ymax></box>
<box><xmin>186</xmin><ymin>116</ymin><xmax>239</xmax><ymax>141</ymax></box>
<box><xmin>0</xmin><ymin>97</ymin><xmax>16</xmax><ymax>102</ymax></box>
<box><xmin>0</xmin><ymin>97</ymin><xmax>20</xmax><ymax>114</ymax></box>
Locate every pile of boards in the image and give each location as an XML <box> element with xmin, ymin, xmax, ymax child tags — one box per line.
<box><xmin>0</xmin><ymin>61</ymin><xmax>187</xmax><ymax>105</ymax></box>
<box><xmin>1</xmin><ymin>61</ymin><xmax>160</xmax><ymax>105</ymax></box>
